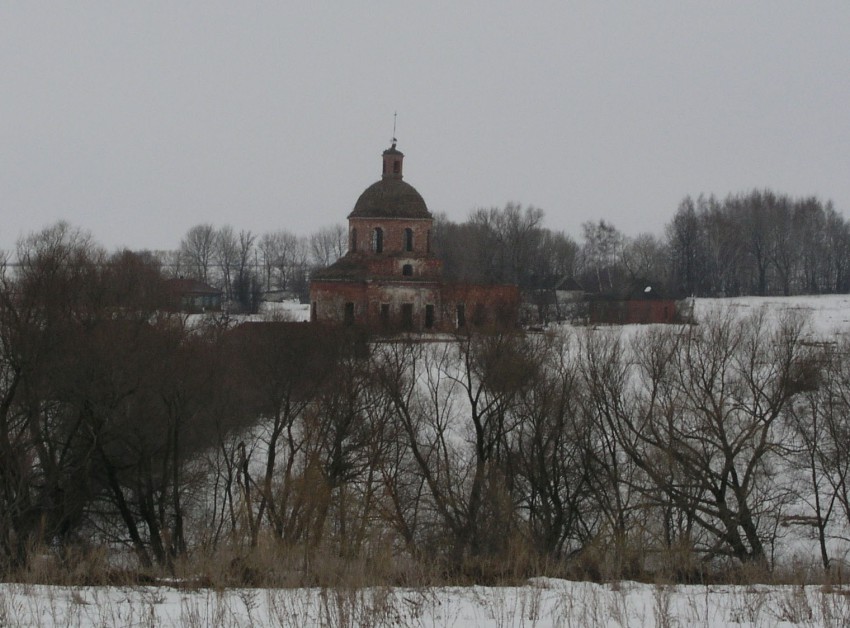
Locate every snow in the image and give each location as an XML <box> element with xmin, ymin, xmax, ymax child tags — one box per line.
<box><xmin>2</xmin><ymin>579</ymin><xmax>848</xmax><ymax>626</ymax></box>
<box><xmin>693</xmin><ymin>294</ymin><xmax>850</xmax><ymax>342</ymax></box>
<box><xmin>259</xmin><ymin>300</ymin><xmax>311</xmax><ymax>322</ymax></box>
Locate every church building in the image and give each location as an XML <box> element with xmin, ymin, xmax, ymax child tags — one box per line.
<box><xmin>309</xmin><ymin>142</ymin><xmax>519</xmax><ymax>332</ymax></box>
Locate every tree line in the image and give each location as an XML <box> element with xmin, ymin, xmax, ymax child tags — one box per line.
<box><xmin>144</xmin><ymin>188</ymin><xmax>849</xmax><ymax>318</ymax></box>
<box><xmin>161</xmin><ymin>223</ymin><xmax>348</xmax><ymax>309</ymax></box>
<box><xmin>435</xmin><ymin>190</ymin><xmax>850</xmax><ymax>301</ymax></box>
<box><xmin>2</xmin><ymin>223</ymin><xmax>849</xmax><ymax>583</ymax></box>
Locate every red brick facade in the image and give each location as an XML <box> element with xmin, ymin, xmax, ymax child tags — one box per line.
<box><xmin>309</xmin><ymin>143</ymin><xmax>519</xmax><ymax>332</ymax></box>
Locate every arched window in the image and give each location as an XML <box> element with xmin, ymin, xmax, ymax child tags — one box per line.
<box><xmin>372</xmin><ymin>227</ymin><xmax>383</xmax><ymax>253</ymax></box>
<box><xmin>402</xmin><ymin>264</ymin><xmax>413</xmax><ymax>276</ymax></box>
<box><xmin>404</xmin><ymin>228</ymin><xmax>414</xmax><ymax>252</ymax></box>
<box><xmin>350</xmin><ymin>227</ymin><xmax>357</xmax><ymax>252</ymax></box>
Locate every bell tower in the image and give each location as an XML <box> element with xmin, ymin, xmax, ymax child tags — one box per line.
<box><xmin>382</xmin><ymin>143</ymin><xmax>404</xmax><ymax>179</ymax></box>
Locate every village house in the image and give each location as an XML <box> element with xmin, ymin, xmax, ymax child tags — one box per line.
<box><xmin>587</xmin><ymin>279</ymin><xmax>681</xmax><ymax>325</ymax></box>
<box><xmin>165</xmin><ymin>278</ymin><xmax>223</xmax><ymax>312</ymax></box>
<box><xmin>310</xmin><ymin>142</ymin><xmax>519</xmax><ymax>332</ymax></box>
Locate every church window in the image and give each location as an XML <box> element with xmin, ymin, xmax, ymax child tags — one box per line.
<box><xmin>402</xmin><ymin>264</ymin><xmax>413</xmax><ymax>276</ymax></box>
<box><xmin>373</xmin><ymin>227</ymin><xmax>383</xmax><ymax>253</ymax></box>
<box><xmin>344</xmin><ymin>302</ymin><xmax>355</xmax><ymax>325</ymax></box>
<box><xmin>473</xmin><ymin>303</ymin><xmax>486</xmax><ymax>326</ymax></box>
<box><xmin>426</xmin><ymin>229</ymin><xmax>431</xmax><ymax>253</ymax></box>
<box><xmin>350</xmin><ymin>228</ymin><xmax>357</xmax><ymax>252</ymax></box>
<box><xmin>456</xmin><ymin>304</ymin><xmax>466</xmax><ymax>328</ymax></box>
<box><xmin>404</xmin><ymin>228</ymin><xmax>414</xmax><ymax>251</ymax></box>
<box><xmin>393</xmin><ymin>160</ymin><xmax>400</xmax><ymax>174</ymax></box>
<box><xmin>402</xmin><ymin>303</ymin><xmax>413</xmax><ymax>330</ymax></box>
<box><xmin>380</xmin><ymin>303</ymin><xmax>390</xmax><ymax>326</ymax></box>
<box><xmin>425</xmin><ymin>304</ymin><xmax>434</xmax><ymax>329</ymax></box>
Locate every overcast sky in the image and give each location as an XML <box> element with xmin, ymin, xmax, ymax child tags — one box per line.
<box><xmin>2</xmin><ymin>2</ymin><xmax>849</xmax><ymax>253</ymax></box>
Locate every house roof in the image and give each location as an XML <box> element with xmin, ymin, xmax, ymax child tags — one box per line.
<box><xmin>166</xmin><ymin>278</ymin><xmax>222</xmax><ymax>295</ymax></box>
<box><xmin>555</xmin><ymin>277</ymin><xmax>584</xmax><ymax>292</ymax></box>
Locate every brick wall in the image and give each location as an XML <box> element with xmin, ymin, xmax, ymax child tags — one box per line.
<box><xmin>348</xmin><ymin>218</ymin><xmax>433</xmax><ymax>256</ymax></box>
<box><xmin>311</xmin><ymin>279</ymin><xmax>520</xmax><ymax>332</ymax></box>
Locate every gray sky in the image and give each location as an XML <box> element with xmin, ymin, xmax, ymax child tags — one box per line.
<box><xmin>2</xmin><ymin>2</ymin><xmax>849</xmax><ymax>253</ymax></box>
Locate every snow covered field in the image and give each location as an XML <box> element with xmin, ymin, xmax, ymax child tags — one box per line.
<box><xmin>693</xmin><ymin>294</ymin><xmax>850</xmax><ymax>341</ymax></box>
<box><xmin>6</xmin><ymin>296</ymin><xmax>850</xmax><ymax>627</ymax></box>
<box><xmin>2</xmin><ymin>578</ymin><xmax>850</xmax><ymax>627</ymax></box>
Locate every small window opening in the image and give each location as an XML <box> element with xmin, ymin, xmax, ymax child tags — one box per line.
<box><xmin>426</xmin><ymin>229</ymin><xmax>431</xmax><ymax>253</ymax></box>
<box><xmin>393</xmin><ymin>160</ymin><xmax>400</xmax><ymax>174</ymax></box>
<box><xmin>404</xmin><ymin>228</ymin><xmax>414</xmax><ymax>252</ymax></box>
<box><xmin>344</xmin><ymin>302</ymin><xmax>355</xmax><ymax>326</ymax></box>
<box><xmin>425</xmin><ymin>304</ymin><xmax>435</xmax><ymax>329</ymax></box>
<box><xmin>401</xmin><ymin>303</ymin><xmax>414</xmax><ymax>330</ymax></box>
<box><xmin>380</xmin><ymin>303</ymin><xmax>390</xmax><ymax>327</ymax></box>
<box><xmin>373</xmin><ymin>227</ymin><xmax>383</xmax><ymax>253</ymax></box>
<box><xmin>402</xmin><ymin>264</ymin><xmax>413</xmax><ymax>276</ymax></box>
<box><xmin>473</xmin><ymin>303</ymin><xmax>486</xmax><ymax>326</ymax></box>
<box><xmin>350</xmin><ymin>227</ymin><xmax>357</xmax><ymax>252</ymax></box>
<box><xmin>456</xmin><ymin>304</ymin><xmax>466</xmax><ymax>328</ymax></box>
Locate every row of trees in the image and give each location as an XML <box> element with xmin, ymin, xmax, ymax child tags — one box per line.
<box><xmin>2</xmin><ymin>224</ymin><xmax>849</xmax><ymax>581</ymax></box>
<box><xmin>165</xmin><ymin>223</ymin><xmax>348</xmax><ymax>308</ymax></box>
<box><xmin>667</xmin><ymin>190</ymin><xmax>850</xmax><ymax>297</ymax></box>
<box><xmin>435</xmin><ymin>190</ymin><xmax>850</xmax><ymax>300</ymax></box>
<box><xmin>160</xmin><ymin>189</ymin><xmax>849</xmax><ymax>315</ymax></box>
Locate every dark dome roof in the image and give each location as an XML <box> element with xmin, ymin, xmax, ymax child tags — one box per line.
<box><xmin>348</xmin><ymin>178</ymin><xmax>431</xmax><ymax>219</ymax></box>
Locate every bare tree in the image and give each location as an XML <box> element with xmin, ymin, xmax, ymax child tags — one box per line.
<box><xmin>214</xmin><ymin>225</ymin><xmax>239</xmax><ymax>299</ymax></box>
<box><xmin>667</xmin><ymin>198</ymin><xmax>708</xmax><ymax>297</ymax></box>
<box><xmin>620</xmin><ymin>233</ymin><xmax>669</xmax><ymax>285</ymax></box>
<box><xmin>258</xmin><ymin>229</ymin><xmax>306</xmax><ymax>293</ymax></box>
<box><xmin>179</xmin><ymin>223</ymin><xmax>216</xmax><ymax>283</ymax></box>
<box><xmin>377</xmin><ymin>332</ymin><xmax>541</xmax><ymax>571</ymax></box>
<box><xmin>232</xmin><ymin>229</ymin><xmax>257</xmax><ymax>311</ymax></box>
<box><xmin>787</xmin><ymin>338</ymin><xmax>850</xmax><ymax>571</ymax></box>
<box><xmin>309</xmin><ymin>224</ymin><xmax>346</xmax><ymax>268</ymax></box>
<box><xmin>603</xmin><ymin>310</ymin><xmax>811</xmax><ymax>565</ymax></box>
<box><xmin>512</xmin><ymin>330</ymin><xmax>600</xmax><ymax>560</ymax></box>
<box><xmin>580</xmin><ymin>220</ymin><xmax>624</xmax><ymax>293</ymax></box>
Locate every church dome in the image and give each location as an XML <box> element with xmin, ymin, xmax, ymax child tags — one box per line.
<box><xmin>349</xmin><ymin>178</ymin><xmax>431</xmax><ymax>219</ymax></box>
<box><xmin>347</xmin><ymin>142</ymin><xmax>432</xmax><ymax>220</ymax></box>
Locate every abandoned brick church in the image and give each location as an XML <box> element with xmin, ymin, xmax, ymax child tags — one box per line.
<box><xmin>310</xmin><ymin>142</ymin><xmax>519</xmax><ymax>331</ymax></box>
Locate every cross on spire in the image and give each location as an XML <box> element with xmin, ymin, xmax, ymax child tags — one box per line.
<box><xmin>392</xmin><ymin>112</ymin><xmax>398</xmax><ymax>145</ymax></box>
